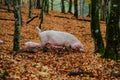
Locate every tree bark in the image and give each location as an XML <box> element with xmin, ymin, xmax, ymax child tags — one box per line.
<box><xmin>103</xmin><ymin>0</ymin><xmax>120</xmax><ymax>60</ymax></box>
<box><xmin>74</xmin><ymin>0</ymin><xmax>78</xmax><ymax>19</ymax></box>
<box><xmin>36</xmin><ymin>0</ymin><xmax>40</xmax><ymax>9</ymax></box>
<box><xmin>39</xmin><ymin>0</ymin><xmax>45</xmax><ymax>29</ymax></box>
<box><xmin>44</xmin><ymin>0</ymin><xmax>49</xmax><ymax>13</ymax></box>
<box><xmin>6</xmin><ymin>0</ymin><xmax>11</xmax><ymax>12</ymax></box>
<box><xmin>29</xmin><ymin>0</ymin><xmax>32</xmax><ymax>18</ymax></box>
<box><xmin>61</xmin><ymin>0</ymin><xmax>65</xmax><ymax>13</ymax></box>
<box><xmin>91</xmin><ymin>0</ymin><xmax>104</xmax><ymax>54</ymax></box>
<box><xmin>87</xmin><ymin>4</ymin><xmax>91</xmax><ymax>17</ymax></box>
<box><xmin>68</xmin><ymin>0</ymin><xmax>72</xmax><ymax>13</ymax></box>
<box><xmin>99</xmin><ymin>0</ymin><xmax>108</xmax><ymax>21</ymax></box>
<box><xmin>13</xmin><ymin>0</ymin><xmax>21</xmax><ymax>51</ymax></box>
<box><xmin>51</xmin><ymin>0</ymin><xmax>53</xmax><ymax>10</ymax></box>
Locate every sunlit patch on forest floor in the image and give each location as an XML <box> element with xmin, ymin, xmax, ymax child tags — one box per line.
<box><xmin>0</xmin><ymin>7</ymin><xmax>120</xmax><ymax>80</ymax></box>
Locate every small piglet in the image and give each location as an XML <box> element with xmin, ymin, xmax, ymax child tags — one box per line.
<box><xmin>24</xmin><ymin>41</ymin><xmax>41</xmax><ymax>48</ymax></box>
<box><xmin>37</xmin><ymin>28</ymin><xmax>84</xmax><ymax>51</ymax></box>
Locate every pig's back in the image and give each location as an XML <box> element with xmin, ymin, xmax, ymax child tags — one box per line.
<box><xmin>39</xmin><ymin>30</ymin><xmax>80</xmax><ymax>44</ymax></box>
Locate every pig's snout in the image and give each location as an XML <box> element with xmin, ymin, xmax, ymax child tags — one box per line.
<box><xmin>71</xmin><ymin>42</ymin><xmax>84</xmax><ymax>51</ymax></box>
<box><xmin>79</xmin><ymin>47</ymin><xmax>84</xmax><ymax>51</ymax></box>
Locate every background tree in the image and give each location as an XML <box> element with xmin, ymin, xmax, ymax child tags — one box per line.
<box><xmin>103</xmin><ymin>0</ymin><xmax>120</xmax><ymax>60</ymax></box>
<box><xmin>74</xmin><ymin>0</ymin><xmax>78</xmax><ymax>19</ymax></box>
<box><xmin>39</xmin><ymin>0</ymin><xmax>45</xmax><ymax>29</ymax></box>
<box><xmin>99</xmin><ymin>0</ymin><xmax>108</xmax><ymax>21</ymax></box>
<box><xmin>80</xmin><ymin>0</ymin><xmax>85</xmax><ymax>20</ymax></box>
<box><xmin>6</xmin><ymin>0</ymin><xmax>11</xmax><ymax>12</ymax></box>
<box><xmin>36</xmin><ymin>0</ymin><xmax>41</xmax><ymax>9</ymax></box>
<box><xmin>61</xmin><ymin>0</ymin><xmax>65</xmax><ymax>13</ymax></box>
<box><xmin>13</xmin><ymin>0</ymin><xmax>22</xmax><ymax>51</ymax></box>
<box><xmin>68</xmin><ymin>0</ymin><xmax>72</xmax><ymax>13</ymax></box>
<box><xmin>44</xmin><ymin>0</ymin><xmax>49</xmax><ymax>13</ymax></box>
<box><xmin>51</xmin><ymin>0</ymin><xmax>53</xmax><ymax>10</ymax></box>
<box><xmin>29</xmin><ymin>0</ymin><xmax>32</xmax><ymax>18</ymax></box>
<box><xmin>90</xmin><ymin>0</ymin><xmax>104</xmax><ymax>54</ymax></box>
<box><xmin>86</xmin><ymin>0</ymin><xmax>91</xmax><ymax>17</ymax></box>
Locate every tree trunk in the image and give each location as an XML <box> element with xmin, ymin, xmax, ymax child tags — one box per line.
<box><xmin>91</xmin><ymin>0</ymin><xmax>104</xmax><ymax>54</ymax></box>
<box><xmin>87</xmin><ymin>4</ymin><xmax>91</xmax><ymax>17</ymax></box>
<box><xmin>44</xmin><ymin>0</ymin><xmax>49</xmax><ymax>13</ymax></box>
<box><xmin>13</xmin><ymin>0</ymin><xmax>21</xmax><ymax>51</ymax></box>
<box><xmin>6</xmin><ymin>0</ymin><xmax>11</xmax><ymax>12</ymax></box>
<box><xmin>39</xmin><ymin>0</ymin><xmax>45</xmax><ymax>29</ymax></box>
<box><xmin>68</xmin><ymin>0</ymin><xmax>72</xmax><ymax>13</ymax></box>
<box><xmin>61</xmin><ymin>0</ymin><xmax>65</xmax><ymax>13</ymax></box>
<box><xmin>99</xmin><ymin>0</ymin><xmax>108</xmax><ymax>21</ymax></box>
<box><xmin>51</xmin><ymin>0</ymin><xmax>53</xmax><ymax>10</ymax></box>
<box><xmin>80</xmin><ymin>0</ymin><xmax>85</xmax><ymax>20</ymax></box>
<box><xmin>36</xmin><ymin>0</ymin><xmax>40</xmax><ymax>9</ymax></box>
<box><xmin>29</xmin><ymin>0</ymin><xmax>32</xmax><ymax>18</ymax></box>
<box><xmin>103</xmin><ymin>0</ymin><xmax>120</xmax><ymax>60</ymax></box>
<box><xmin>74</xmin><ymin>0</ymin><xmax>78</xmax><ymax>19</ymax></box>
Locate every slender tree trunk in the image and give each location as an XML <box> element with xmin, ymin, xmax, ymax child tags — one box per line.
<box><xmin>13</xmin><ymin>0</ymin><xmax>21</xmax><ymax>51</ymax></box>
<box><xmin>46</xmin><ymin>0</ymin><xmax>49</xmax><ymax>13</ymax></box>
<box><xmin>87</xmin><ymin>4</ymin><xmax>91</xmax><ymax>17</ymax></box>
<box><xmin>39</xmin><ymin>0</ymin><xmax>45</xmax><ymax>29</ymax></box>
<box><xmin>29</xmin><ymin>0</ymin><xmax>32</xmax><ymax>18</ymax></box>
<box><xmin>80</xmin><ymin>0</ymin><xmax>85</xmax><ymax>20</ymax></box>
<box><xmin>36</xmin><ymin>0</ymin><xmax>40</xmax><ymax>9</ymax></box>
<box><xmin>99</xmin><ymin>0</ymin><xmax>108</xmax><ymax>21</ymax></box>
<box><xmin>18</xmin><ymin>0</ymin><xmax>22</xmax><ymax>25</ymax></box>
<box><xmin>68</xmin><ymin>0</ymin><xmax>72</xmax><ymax>13</ymax></box>
<box><xmin>36</xmin><ymin>0</ymin><xmax>43</xmax><ymax>9</ymax></box>
<box><xmin>91</xmin><ymin>0</ymin><xmax>104</xmax><ymax>54</ymax></box>
<box><xmin>0</xmin><ymin>0</ymin><xmax>1</xmax><ymax>8</ymax></box>
<box><xmin>5</xmin><ymin>0</ymin><xmax>7</xmax><ymax>5</ymax></box>
<box><xmin>74</xmin><ymin>0</ymin><xmax>78</xmax><ymax>19</ymax></box>
<box><xmin>40</xmin><ymin>0</ymin><xmax>43</xmax><ymax>9</ymax></box>
<box><xmin>6</xmin><ymin>0</ymin><xmax>11</xmax><ymax>12</ymax></box>
<box><xmin>61</xmin><ymin>0</ymin><xmax>65</xmax><ymax>13</ymax></box>
<box><xmin>51</xmin><ymin>0</ymin><xmax>53</xmax><ymax>10</ymax></box>
<box><xmin>103</xmin><ymin>0</ymin><xmax>120</xmax><ymax>60</ymax></box>
<box><xmin>44</xmin><ymin>0</ymin><xmax>49</xmax><ymax>13</ymax></box>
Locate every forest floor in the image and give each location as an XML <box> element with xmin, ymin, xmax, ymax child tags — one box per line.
<box><xmin>0</xmin><ymin>7</ymin><xmax>120</xmax><ymax>80</ymax></box>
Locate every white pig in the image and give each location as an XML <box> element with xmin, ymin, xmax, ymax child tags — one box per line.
<box><xmin>37</xmin><ymin>27</ymin><xmax>84</xmax><ymax>51</ymax></box>
<box><xmin>24</xmin><ymin>41</ymin><xmax>41</xmax><ymax>48</ymax></box>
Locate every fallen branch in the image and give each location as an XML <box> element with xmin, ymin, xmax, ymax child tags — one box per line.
<box><xmin>0</xmin><ymin>18</ymin><xmax>14</xmax><ymax>21</ymax></box>
<box><xmin>68</xmin><ymin>71</ymin><xmax>91</xmax><ymax>76</ymax></box>
<box><xmin>26</xmin><ymin>15</ymin><xmax>38</xmax><ymax>24</ymax></box>
<box><xmin>68</xmin><ymin>71</ymin><xmax>99</xmax><ymax>77</ymax></box>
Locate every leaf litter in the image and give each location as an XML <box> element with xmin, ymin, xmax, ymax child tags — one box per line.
<box><xmin>0</xmin><ymin>8</ymin><xmax>120</xmax><ymax>80</ymax></box>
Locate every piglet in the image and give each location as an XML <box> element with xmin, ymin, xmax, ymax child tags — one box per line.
<box><xmin>37</xmin><ymin>27</ymin><xmax>84</xmax><ymax>51</ymax></box>
<box><xmin>24</xmin><ymin>41</ymin><xmax>41</xmax><ymax>48</ymax></box>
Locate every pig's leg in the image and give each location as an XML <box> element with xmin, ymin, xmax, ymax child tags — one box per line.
<box><xmin>51</xmin><ymin>44</ymin><xmax>63</xmax><ymax>49</ymax></box>
<box><xmin>42</xmin><ymin>43</ymin><xmax>49</xmax><ymax>52</ymax></box>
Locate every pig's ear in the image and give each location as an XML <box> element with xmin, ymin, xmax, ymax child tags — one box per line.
<box><xmin>36</xmin><ymin>27</ymin><xmax>41</xmax><ymax>32</ymax></box>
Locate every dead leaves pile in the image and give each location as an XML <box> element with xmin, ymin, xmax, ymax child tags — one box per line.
<box><xmin>0</xmin><ymin>7</ymin><xmax>120</xmax><ymax>80</ymax></box>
